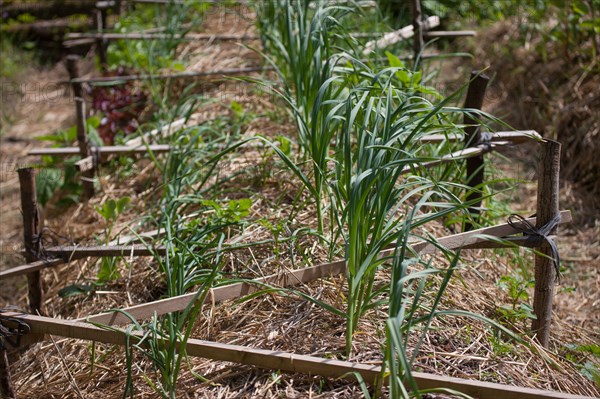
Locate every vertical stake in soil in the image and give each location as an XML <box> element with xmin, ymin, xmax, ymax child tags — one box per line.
<box><xmin>532</xmin><ymin>139</ymin><xmax>561</xmax><ymax>348</ymax></box>
<box><xmin>410</xmin><ymin>0</ymin><xmax>424</xmax><ymax>65</ymax></box>
<box><xmin>18</xmin><ymin>168</ymin><xmax>43</xmax><ymax>315</ymax></box>
<box><xmin>66</xmin><ymin>55</ymin><xmax>96</xmax><ymax>198</ymax></box>
<box><xmin>463</xmin><ymin>71</ymin><xmax>490</xmax><ymax>231</ymax></box>
<box><xmin>0</xmin><ymin>349</ymin><xmax>15</xmax><ymax>399</ymax></box>
<box><xmin>65</xmin><ymin>55</ymin><xmax>84</xmax><ymax>99</ymax></box>
<box><xmin>95</xmin><ymin>4</ymin><xmax>109</xmax><ymax>71</ymax></box>
<box><xmin>75</xmin><ymin>98</ymin><xmax>95</xmax><ymax>198</ymax></box>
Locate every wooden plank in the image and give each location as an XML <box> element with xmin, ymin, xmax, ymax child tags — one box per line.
<box><xmin>28</xmin><ymin>144</ymin><xmax>172</xmax><ymax>157</ymax></box>
<box><xmin>132</xmin><ymin>0</ymin><xmax>248</xmax><ymax>4</ymax></box>
<box><xmin>17</xmin><ymin>168</ymin><xmax>43</xmax><ymax>314</ymax></box>
<box><xmin>81</xmin><ymin>259</ymin><xmax>347</xmax><ymax>325</ymax></box>
<box><xmin>410</xmin><ymin>372</ymin><xmax>594</xmax><ymax>399</ymax></box>
<box><xmin>125</xmin><ymin>119</ymin><xmax>188</xmax><ymax>146</ymax></box>
<box><xmin>0</xmin><ymin>259</ymin><xmax>65</xmax><ymax>279</ymax></box>
<box><xmin>363</xmin><ymin>16</ymin><xmax>440</xmax><ymax>55</ymax></box>
<box><xmin>418</xmin><ymin>130</ymin><xmax>542</xmax><ymax>144</ymax></box>
<box><xmin>96</xmin><ymin>1</ymin><xmax>116</xmax><ymax>8</ymax></box>
<box><xmin>82</xmin><ymin>211</ymin><xmax>571</xmax><ymax>325</ymax></box>
<box><xmin>65</xmin><ymin>30</ymin><xmax>381</xmax><ymax>43</ymax></box>
<box><xmin>42</xmin><ymin>245</ymin><xmax>166</xmax><ymax>260</ymax></box>
<box><xmin>65</xmin><ymin>32</ymin><xmax>260</xmax><ymax>41</ymax></box>
<box><xmin>0</xmin><ymin>312</ymin><xmax>592</xmax><ymax>398</ymax></box>
<box><xmin>532</xmin><ymin>140</ymin><xmax>561</xmax><ymax>347</ymax></box>
<box><xmin>2</xmin><ymin>246</ymin><xmax>166</xmax><ymax>280</ymax></box>
<box><xmin>107</xmin><ymin>228</ymin><xmax>162</xmax><ymax>245</ymax></box>
<box><xmin>424</xmin><ymin>30</ymin><xmax>477</xmax><ymax>38</ymax></box>
<box><xmin>67</xmin><ymin>66</ymin><xmax>270</xmax><ymax>85</ymax></box>
<box><xmin>400</xmin><ymin>143</ymin><xmax>505</xmax><ymax>175</ymax></box>
<box><xmin>63</xmin><ymin>38</ymin><xmax>96</xmax><ymax>48</ymax></box>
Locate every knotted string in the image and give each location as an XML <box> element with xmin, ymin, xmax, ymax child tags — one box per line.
<box><xmin>507</xmin><ymin>213</ymin><xmax>562</xmax><ymax>282</ymax></box>
<box><xmin>478</xmin><ymin>131</ymin><xmax>494</xmax><ymax>152</ymax></box>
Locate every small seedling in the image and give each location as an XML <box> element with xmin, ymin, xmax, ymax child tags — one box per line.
<box><xmin>95</xmin><ymin>196</ymin><xmax>131</xmax><ymax>283</ymax></box>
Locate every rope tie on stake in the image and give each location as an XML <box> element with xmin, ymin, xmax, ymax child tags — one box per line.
<box><xmin>507</xmin><ymin>213</ymin><xmax>562</xmax><ymax>281</ymax></box>
<box><xmin>0</xmin><ymin>308</ymin><xmax>31</xmax><ymax>349</ymax></box>
<box><xmin>478</xmin><ymin>131</ymin><xmax>494</xmax><ymax>152</ymax></box>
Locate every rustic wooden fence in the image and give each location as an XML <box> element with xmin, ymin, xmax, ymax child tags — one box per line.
<box><xmin>0</xmin><ymin>132</ymin><xmax>572</xmax><ymax>398</ymax></box>
<box><xmin>0</xmin><ymin>1</ymin><xmax>577</xmax><ymax>398</ymax></box>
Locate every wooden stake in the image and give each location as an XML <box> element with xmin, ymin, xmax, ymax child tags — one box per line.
<box><xmin>17</xmin><ymin>168</ymin><xmax>43</xmax><ymax>315</ymax></box>
<box><xmin>95</xmin><ymin>6</ymin><xmax>109</xmax><ymax>71</ymax></box>
<box><xmin>0</xmin><ymin>347</ymin><xmax>15</xmax><ymax>399</ymax></box>
<box><xmin>463</xmin><ymin>71</ymin><xmax>490</xmax><ymax>231</ymax></box>
<box><xmin>65</xmin><ymin>55</ymin><xmax>84</xmax><ymax>99</ymax></box>
<box><xmin>410</xmin><ymin>0</ymin><xmax>424</xmax><ymax>64</ymax></box>
<box><xmin>65</xmin><ymin>55</ymin><xmax>95</xmax><ymax>197</ymax></box>
<box><xmin>531</xmin><ymin>140</ymin><xmax>561</xmax><ymax>347</ymax></box>
<box><xmin>74</xmin><ymin>98</ymin><xmax>96</xmax><ymax>198</ymax></box>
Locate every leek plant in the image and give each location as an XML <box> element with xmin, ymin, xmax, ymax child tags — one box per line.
<box><xmin>330</xmin><ymin>66</ymin><xmax>477</xmax><ymax>356</ymax></box>
<box><xmin>96</xmin><ymin>127</ymin><xmax>252</xmax><ymax>397</ymax></box>
<box><xmin>255</xmin><ymin>0</ymin><xmax>356</xmax><ymax>236</ymax></box>
<box><xmin>101</xmin><ymin>258</ymin><xmax>221</xmax><ymax>399</ymax></box>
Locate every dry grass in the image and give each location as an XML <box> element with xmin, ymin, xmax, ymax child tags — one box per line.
<box><xmin>2</xmin><ymin>5</ymin><xmax>599</xmax><ymax>399</ymax></box>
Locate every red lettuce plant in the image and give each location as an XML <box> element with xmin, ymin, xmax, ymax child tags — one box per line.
<box><xmin>90</xmin><ymin>68</ymin><xmax>147</xmax><ymax>145</ymax></box>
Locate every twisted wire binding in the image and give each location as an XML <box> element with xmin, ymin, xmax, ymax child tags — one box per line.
<box><xmin>0</xmin><ymin>307</ymin><xmax>30</xmax><ymax>350</ymax></box>
<box><xmin>507</xmin><ymin>213</ymin><xmax>562</xmax><ymax>281</ymax></box>
<box><xmin>92</xmin><ymin>146</ymin><xmax>101</xmax><ymax>174</ymax></box>
<box><xmin>29</xmin><ymin>226</ymin><xmax>75</xmax><ymax>264</ymax></box>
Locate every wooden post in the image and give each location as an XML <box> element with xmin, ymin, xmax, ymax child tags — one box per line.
<box><xmin>0</xmin><ymin>348</ymin><xmax>15</xmax><ymax>399</ymax></box>
<box><xmin>75</xmin><ymin>98</ymin><xmax>96</xmax><ymax>198</ymax></box>
<box><xmin>67</xmin><ymin>55</ymin><xmax>95</xmax><ymax>198</ymax></box>
<box><xmin>116</xmin><ymin>0</ymin><xmax>127</xmax><ymax>14</ymax></box>
<box><xmin>410</xmin><ymin>0</ymin><xmax>424</xmax><ymax>65</ymax></box>
<box><xmin>95</xmin><ymin>4</ymin><xmax>109</xmax><ymax>71</ymax></box>
<box><xmin>463</xmin><ymin>71</ymin><xmax>490</xmax><ymax>231</ymax></box>
<box><xmin>65</xmin><ymin>55</ymin><xmax>84</xmax><ymax>99</ymax></box>
<box><xmin>18</xmin><ymin>168</ymin><xmax>43</xmax><ymax>315</ymax></box>
<box><xmin>531</xmin><ymin>140</ymin><xmax>561</xmax><ymax>348</ymax></box>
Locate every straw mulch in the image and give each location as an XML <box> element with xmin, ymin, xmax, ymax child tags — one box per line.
<box><xmin>2</xmin><ymin>6</ymin><xmax>599</xmax><ymax>399</ymax></box>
